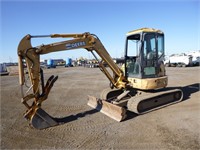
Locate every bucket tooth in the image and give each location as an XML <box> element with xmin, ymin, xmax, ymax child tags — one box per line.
<box><xmin>87</xmin><ymin>95</ymin><xmax>127</xmax><ymax>122</ymax></box>
<box><xmin>30</xmin><ymin>108</ymin><xmax>58</xmax><ymax>129</ymax></box>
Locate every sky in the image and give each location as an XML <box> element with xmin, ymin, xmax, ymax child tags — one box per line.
<box><xmin>0</xmin><ymin>0</ymin><xmax>199</xmax><ymax>63</ymax></box>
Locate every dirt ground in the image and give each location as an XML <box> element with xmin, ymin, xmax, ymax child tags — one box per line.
<box><xmin>1</xmin><ymin>66</ymin><xmax>200</xmax><ymax>149</ymax></box>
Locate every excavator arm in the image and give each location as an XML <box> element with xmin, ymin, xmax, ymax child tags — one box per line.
<box><xmin>18</xmin><ymin>32</ymin><xmax>128</xmax><ymax>129</ymax></box>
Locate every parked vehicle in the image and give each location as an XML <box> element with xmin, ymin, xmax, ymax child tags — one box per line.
<box><xmin>187</xmin><ymin>51</ymin><xmax>200</xmax><ymax>66</ymax></box>
<box><xmin>65</xmin><ymin>58</ymin><xmax>73</xmax><ymax>67</ymax></box>
<box><xmin>164</xmin><ymin>53</ymin><xmax>193</xmax><ymax>67</ymax></box>
<box><xmin>0</xmin><ymin>63</ymin><xmax>9</xmax><ymax>75</ymax></box>
<box><xmin>18</xmin><ymin>28</ymin><xmax>183</xmax><ymax>129</ymax></box>
<box><xmin>46</xmin><ymin>59</ymin><xmax>56</xmax><ymax>69</ymax></box>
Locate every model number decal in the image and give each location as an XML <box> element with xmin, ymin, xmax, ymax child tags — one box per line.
<box><xmin>66</xmin><ymin>41</ymin><xmax>86</xmax><ymax>49</ymax></box>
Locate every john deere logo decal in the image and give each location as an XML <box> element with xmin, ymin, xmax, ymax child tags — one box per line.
<box><xmin>66</xmin><ymin>41</ymin><xmax>86</xmax><ymax>49</ymax></box>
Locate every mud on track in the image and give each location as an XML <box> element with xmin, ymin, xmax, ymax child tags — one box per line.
<box><xmin>1</xmin><ymin>66</ymin><xmax>200</xmax><ymax>149</ymax></box>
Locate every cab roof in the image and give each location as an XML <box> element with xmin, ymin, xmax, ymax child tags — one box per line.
<box><xmin>126</xmin><ymin>28</ymin><xmax>164</xmax><ymax>36</ymax></box>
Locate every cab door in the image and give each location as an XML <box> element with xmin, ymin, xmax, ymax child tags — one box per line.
<box><xmin>125</xmin><ymin>33</ymin><xmax>142</xmax><ymax>79</ymax></box>
<box><xmin>142</xmin><ymin>33</ymin><xmax>157</xmax><ymax>78</ymax></box>
<box><xmin>141</xmin><ymin>33</ymin><xmax>164</xmax><ymax>78</ymax></box>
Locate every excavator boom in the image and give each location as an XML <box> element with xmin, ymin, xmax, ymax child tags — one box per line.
<box><xmin>18</xmin><ymin>32</ymin><xmax>128</xmax><ymax>129</ymax></box>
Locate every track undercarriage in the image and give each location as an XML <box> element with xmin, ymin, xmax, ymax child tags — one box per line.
<box><xmin>87</xmin><ymin>87</ymin><xmax>183</xmax><ymax>122</ymax></box>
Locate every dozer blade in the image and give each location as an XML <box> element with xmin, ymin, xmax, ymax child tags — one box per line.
<box><xmin>87</xmin><ymin>95</ymin><xmax>127</xmax><ymax>122</ymax></box>
<box><xmin>30</xmin><ymin>108</ymin><xmax>58</xmax><ymax>129</ymax></box>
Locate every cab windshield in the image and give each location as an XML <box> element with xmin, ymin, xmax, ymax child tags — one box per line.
<box><xmin>143</xmin><ymin>33</ymin><xmax>164</xmax><ymax>60</ymax></box>
<box><xmin>142</xmin><ymin>33</ymin><xmax>164</xmax><ymax>77</ymax></box>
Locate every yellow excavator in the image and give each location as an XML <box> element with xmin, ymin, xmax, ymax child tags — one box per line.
<box><xmin>17</xmin><ymin>28</ymin><xmax>183</xmax><ymax>129</ymax></box>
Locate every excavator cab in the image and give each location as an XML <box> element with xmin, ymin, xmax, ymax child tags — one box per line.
<box><xmin>124</xmin><ymin>28</ymin><xmax>167</xmax><ymax>90</ymax></box>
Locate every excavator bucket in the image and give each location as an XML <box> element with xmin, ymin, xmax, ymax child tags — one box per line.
<box><xmin>30</xmin><ymin>108</ymin><xmax>58</xmax><ymax>130</ymax></box>
<box><xmin>87</xmin><ymin>96</ymin><xmax>127</xmax><ymax>122</ymax></box>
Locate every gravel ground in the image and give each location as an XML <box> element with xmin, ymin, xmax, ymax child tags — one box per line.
<box><xmin>1</xmin><ymin>66</ymin><xmax>200</xmax><ymax>149</ymax></box>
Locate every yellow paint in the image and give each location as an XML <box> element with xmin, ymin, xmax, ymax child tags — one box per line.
<box><xmin>128</xmin><ymin>76</ymin><xmax>168</xmax><ymax>90</ymax></box>
<box><xmin>126</xmin><ymin>28</ymin><xmax>163</xmax><ymax>36</ymax></box>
